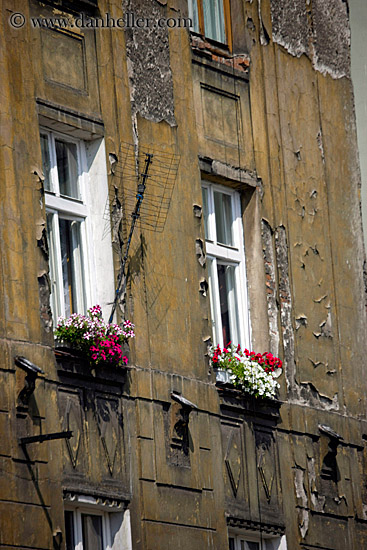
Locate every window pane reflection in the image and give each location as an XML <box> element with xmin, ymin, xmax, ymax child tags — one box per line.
<box><xmin>64</xmin><ymin>511</ymin><xmax>75</xmax><ymax>550</ymax></box>
<box><xmin>203</xmin><ymin>0</ymin><xmax>225</xmax><ymax>43</ymax></box>
<box><xmin>188</xmin><ymin>0</ymin><xmax>200</xmax><ymax>32</ymax></box>
<box><xmin>59</xmin><ymin>219</ymin><xmax>84</xmax><ymax>317</ymax></box>
<box><xmin>217</xmin><ymin>264</ymin><xmax>239</xmax><ymax>346</ymax></box>
<box><xmin>40</xmin><ymin>133</ymin><xmax>51</xmax><ymax>191</ymax></box>
<box><xmin>214</xmin><ymin>191</ymin><xmax>233</xmax><ymax>245</ymax></box>
<box><xmin>55</xmin><ymin>139</ymin><xmax>79</xmax><ymax>198</ymax></box>
<box><xmin>82</xmin><ymin>514</ymin><xmax>103</xmax><ymax>550</ymax></box>
<box><xmin>202</xmin><ymin>186</ymin><xmax>210</xmax><ymax>239</ymax></box>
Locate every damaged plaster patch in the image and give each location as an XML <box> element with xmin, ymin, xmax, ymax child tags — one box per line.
<box><xmin>270</xmin><ymin>0</ymin><xmax>309</xmax><ymax>58</ymax></box>
<box><xmin>313</xmin><ymin>311</ymin><xmax>333</xmax><ymax>339</ymax></box>
<box><xmin>258</xmin><ymin>0</ymin><xmax>270</xmax><ymax>46</ymax></box>
<box><xmin>36</xmin><ymin>223</ymin><xmax>48</xmax><ymax>261</ymax></box>
<box><xmin>262</xmin><ymin>220</ymin><xmax>279</xmax><ymax>356</ymax></box>
<box><xmin>270</xmin><ymin>0</ymin><xmax>350</xmax><ymax>79</ymax></box>
<box><xmin>193</xmin><ymin>204</ymin><xmax>202</xmax><ymax>218</ymax></box>
<box><xmin>195</xmin><ymin>239</ymin><xmax>206</xmax><ymax>267</ymax></box>
<box><xmin>308</xmin><ymin>358</ymin><xmax>328</xmax><ymax>370</ymax></box>
<box><xmin>312</xmin><ymin>0</ymin><xmax>350</xmax><ymax>79</ymax></box>
<box><xmin>308</xmin><ymin>457</ymin><xmax>325</xmax><ymax>512</ymax></box>
<box><xmin>123</xmin><ymin>0</ymin><xmax>176</xmax><ymax>125</ymax></box>
<box><xmin>293</xmin><ymin>466</ymin><xmax>309</xmax><ymax>538</ymax></box>
<box><xmin>108</xmin><ymin>153</ymin><xmax>118</xmax><ymax>175</ymax></box>
<box><xmin>38</xmin><ymin>272</ymin><xmax>52</xmax><ymax>333</ymax></box>
<box><xmin>317</xmin><ymin>130</ymin><xmax>325</xmax><ymax>164</ymax></box>
<box><xmin>300</xmin><ymin>382</ymin><xmax>339</xmax><ymax>411</ymax></box>
<box><xmin>275</xmin><ymin>226</ymin><xmax>296</xmax><ymax>391</ymax></box>
<box><xmin>111</xmin><ymin>186</ymin><xmax>124</xmax><ymax>247</ymax></box>
<box><xmin>199</xmin><ymin>278</ymin><xmax>208</xmax><ymax>297</ymax></box>
<box><xmin>295</xmin><ymin>314</ymin><xmax>307</xmax><ymax>330</ymax></box>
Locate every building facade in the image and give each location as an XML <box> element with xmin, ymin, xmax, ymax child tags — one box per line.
<box><xmin>1</xmin><ymin>0</ymin><xmax>367</xmax><ymax>549</ymax></box>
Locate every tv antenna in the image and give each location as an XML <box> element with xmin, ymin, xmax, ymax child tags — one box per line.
<box><xmin>107</xmin><ymin>143</ymin><xmax>179</xmax><ymax>323</ymax></box>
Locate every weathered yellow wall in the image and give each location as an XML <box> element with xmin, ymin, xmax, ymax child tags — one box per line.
<box><xmin>1</xmin><ymin>0</ymin><xmax>367</xmax><ymax>548</ymax></box>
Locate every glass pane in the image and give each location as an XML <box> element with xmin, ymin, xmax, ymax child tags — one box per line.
<box><xmin>203</xmin><ymin>0</ymin><xmax>226</xmax><ymax>43</ymax></box>
<box><xmin>64</xmin><ymin>511</ymin><xmax>75</xmax><ymax>550</ymax></box>
<box><xmin>59</xmin><ymin>219</ymin><xmax>84</xmax><ymax>317</ymax></box>
<box><xmin>202</xmin><ymin>187</ymin><xmax>209</xmax><ymax>239</ymax></box>
<box><xmin>55</xmin><ymin>139</ymin><xmax>79</xmax><ymax>198</ymax></box>
<box><xmin>217</xmin><ymin>264</ymin><xmax>230</xmax><ymax>346</ymax></box>
<box><xmin>229</xmin><ymin>537</ymin><xmax>235</xmax><ymax>550</ymax></box>
<box><xmin>214</xmin><ymin>191</ymin><xmax>233</xmax><ymax>245</ymax></box>
<box><xmin>247</xmin><ymin>542</ymin><xmax>260</xmax><ymax>550</ymax></box>
<box><xmin>46</xmin><ymin>213</ymin><xmax>59</xmax><ymax>319</ymax></box>
<box><xmin>225</xmin><ymin>264</ymin><xmax>240</xmax><ymax>344</ymax></box>
<box><xmin>40</xmin><ymin>133</ymin><xmax>52</xmax><ymax>191</ymax></box>
<box><xmin>187</xmin><ymin>0</ymin><xmax>200</xmax><ymax>32</ymax></box>
<box><xmin>82</xmin><ymin>514</ymin><xmax>103</xmax><ymax>550</ymax></box>
<box><xmin>217</xmin><ymin>264</ymin><xmax>239</xmax><ymax>346</ymax></box>
<box><xmin>207</xmin><ymin>258</ymin><xmax>219</xmax><ymax>344</ymax></box>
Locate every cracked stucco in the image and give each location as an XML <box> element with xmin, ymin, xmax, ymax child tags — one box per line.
<box><xmin>123</xmin><ymin>0</ymin><xmax>176</xmax><ymax>125</ymax></box>
<box><xmin>269</xmin><ymin>0</ymin><xmax>351</xmax><ymax>79</ymax></box>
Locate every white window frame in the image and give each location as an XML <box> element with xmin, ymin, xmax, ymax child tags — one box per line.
<box><xmin>41</xmin><ymin>128</ymin><xmax>93</xmax><ymax>320</ymax></box>
<box><xmin>64</xmin><ymin>496</ymin><xmax>132</xmax><ymax>550</ymax></box>
<box><xmin>202</xmin><ymin>181</ymin><xmax>251</xmax><ymax>350</ymax></box>
<box><xmin>66</xmin><ymin>508</ymin><xmax>111</xmax><ymax>550</ymax></box>
<box><xmin>228</xmin><ymin>531</ymin><xmax>287</xmax><ymax>550</ymax></box>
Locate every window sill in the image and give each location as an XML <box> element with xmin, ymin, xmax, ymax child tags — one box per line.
<box><xmin>190</xmin><ymin>33</ymin><xmax>250</xmax><ymax>74</ymax></box>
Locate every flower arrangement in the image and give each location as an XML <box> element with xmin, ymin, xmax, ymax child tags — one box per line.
<box><xmin>54</xmin><ymin>305</ymin><xmax>135</xmax><ymax>367</ymax></box>
<box><xmin>209</xmin><ymin>343</ymin><xmax>282</xmax><ymax>399</ymax></box>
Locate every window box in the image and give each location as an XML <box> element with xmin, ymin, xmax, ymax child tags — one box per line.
<box><xmin>54</xmin><ymin>305</ymin><xmax>135</xmax><ymax>373</ymax></box>
<box><xmin>209</xmin><ymin>344</ymin><xmax>282</xmax><ymax>400</ymax></box>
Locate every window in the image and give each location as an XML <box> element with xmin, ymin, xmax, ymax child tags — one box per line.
<box><xmin>188</xmin><ymin>0</ymin><xmax>231</xmax><ymax>46</ymax></box>
<box><xmin>65</xmin><ymin>510</ymin><xmax>107</xmax><ymax>550</ymax></box>
<box><xmin>40</xmin><ymin>127</ymin><xmax>115</xmax><ymax>324</ymax></box>
<box><xmin>202</xmin><ymin>182</ymin><xmax>250</xmax><ymax>351</ymax></box>
<box><xmin>228</xmin><ymin>532</ymin><xmax>287</xmax><ymax>550</ymax></box>
<box><xmin>64</xmin><ymin>503</ymin><xmax>132</xmax><ymax>550</ymax></box>
<box><xmin>41</xmin><ymin>129</ymin><xmax>89</xmax><ymax>320</ymax></box>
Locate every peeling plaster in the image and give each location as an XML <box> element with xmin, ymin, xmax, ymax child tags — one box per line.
<box><xmin>199</xmin><ymin>278</ymin><xmax>208</xmax><ymax>297</ymax></box>
<box><xmin>275</xmin><ymin>225</ymin><xmax>296</xmax><ymax>391</ymax></box>
<box><xmin>313</xmin><ymin>311</ymin><xmax>333</xmax><ymax>339</ymax></box>
<box><xmin>317</xmin><ymin>130</ymin><xmax>325</xmax><ymax>164</ymax></box>
<box><xmin>270</xmin><ymin>0</ymin><xmax>309</xmax><ymax>58</ymax></box>
<box><xmin>308</xmin><ymin>358</ymin><xmax>328</xmax><ymax>370</ymax></box>
<box><xmin>312</xmin><ymin>0</ymin><xmax>351</xmax><ymax>79</ymax></box>
<box><xmin>193</xmin><ymin>204</ymin><xmax>202</xmax><ymax>218</ymax></box>
<box><xmin>300</xmin><ymin>382</ymin><xmax>339</xmax><ymax>411</ymax></box>
<box><xmin>313</xmin><ymin>294</ymin><xmax>327</xmax><ymax>303</ymax></box>
<box><xmin>123</xmin><ymin>0</ymin><xmax>176</xmax><ymax>125</ymax></box>
<box><xmin>293</xmin><ymin>466</ymin><xmax>309</xmax><ymax>539</ymax></box>
<box><xmin>195</xmin><ymin>239</ymin><xmax>206</xmax><ymax>267</ymax></box>
<box><xmin>38</xmin><ymin>272</ymin><xmax>52</xmax><ymax>333</ymax></box>
<box><xmin>36</xmin><ymin>223</ymin><xmax>48</xmax><ymax>261</ymax></box>
<box><xmin>108</xmin><ymin>152</ymin><xmax>118</xmax><ymax>175</ymax></box>
<box><xmin>307</xmin><ymin>457</ymin><xmax>325</xmax><ymax>512</ymax></box>
<box><xmin>295</xmin><ymin>314</ymin><xmax>307</xmax><ymax>330</ymax></box>
<box><xmin>111</xmin><ymin>186</ymin><xmax>124</xmax><ymax>247</ymax></box>
<box><xmin>258</xmin><ymin>0</ymin><xmax>270</xmax><ymax>46</ymax></box>
<box><xmin>270</xmin><ymin>0</ymin><xmax>350</xmax><ymax>79</ymax></box>
<box><xmin>261</xmin><ymin>220</ymin><xmax>279</xmax><ymax>357</ymax></box>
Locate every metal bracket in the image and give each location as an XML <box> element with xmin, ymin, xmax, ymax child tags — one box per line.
<box><xmin>19</xmin><ymin>430</ymin><xmax>73</xmax><ymax>446</ymax></box>
<box><xmin>15</xmin><ymin>356</ymin><xmax>44</xmax><ymax>412</ymax></box>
